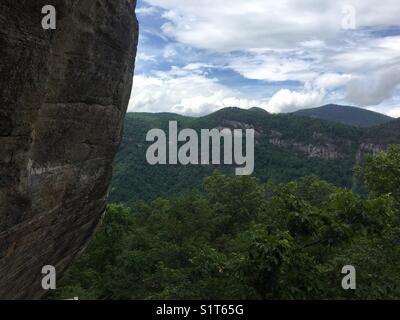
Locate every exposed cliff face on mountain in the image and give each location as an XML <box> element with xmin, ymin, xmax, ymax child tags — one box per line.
<box><xmin>0</xmin><ymin>1</ymin><xmax>138</xmax><ymax>299</ymax></box>
<box><xmin>207</xmin><ymin>108</ymin><xmax>361</xmax><ymax>161</ymax></box>
<box><xmin>353</xmin><ymin>118</ymin><xmax>400</xmax><ymax>162</ymax></box>
<box><xmin>267</xmin><ymin>130</ymin><xmax>344</xmax><ymax>160</ymax></box>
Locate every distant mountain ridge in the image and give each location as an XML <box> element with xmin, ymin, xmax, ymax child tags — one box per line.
<box><xmin>110</xmin><ymin>106</ymin><xmax>400</xmax><ymax>205</ymax></box>
<box><xmin>293</xmin><ymin>104</ymin><xmax>394</xmax><ymax>127</ymax></box>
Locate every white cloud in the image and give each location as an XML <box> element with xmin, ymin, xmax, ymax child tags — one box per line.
<box><xmin>138</xmin><ymin>0</ymin><xmax>400</xmax><ymax>113</ymax></box>
<box><xmin>144</xmin><ymin>0</ymin><xmax>400</xmax><ymax>51</ymax></box>
<box><xmin>327</xmin><ymin>36</ymin><xmax>400</xmax><ymax>74</ymax></box>
<box><xmin>136</xmin><ymin>6</ymin><xmax>158</xmax><ymax>16</ymax></box>
<box><xmin>314</xmin><ymin>73</ymin><xmax>354</xmax><ymax>90</ymax></box>
<box><xmin>228</xmin><ymin>53</ymin><xmax>316</xmax><ymax>82</ymax></box>
<box><xmin>299</xmin><ymin>40</ymin><xmax>326</xmax><ymax>49</ymax></box>
<box><xmin>387</xmin><ymin>108</ymin><xmax>400</xmax><ymax>118</ymax></box>
<box><xmin>346</xmin><ymin>67</ymin><xmax>400</xmax><ymax>106</ymax></box>
<box><xmin>128</xmin><ymin>68</ymin><xmax>270</xmax><ymax>115</ymax></box>
<box><xmin>136</xmin><ymin>52</ymin><xmax>157</xmax><ymax>62</ymax></box>
<box><xmin>267</xmin><ymin>89</ymin><xmax>324</xmax><ymax>113</ymax></box>
<box><xmin>223</xmin><ymin>34</ymin><xmax>400</xmax><ymax>106</ymax></box>
<box><xmin>163</xmin><ymin>44</ymin><xmax>178</xmax><ymax>59</ymax></box>
<box><xmin>128</xmin><ymin>66</ymin><xmax>325</xmax><ymax>115</ymax></box>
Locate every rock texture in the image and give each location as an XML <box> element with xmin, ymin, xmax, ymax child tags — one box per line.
<box><xmin>356</xmin><ymin>119</ymin><xmax>400</xmax><ymax>162</ymax></box>
<box><xmin>0</xmin><ymin>0</ymin><xmax>138</xmax><ymax>299</ymax></box>
<box><xmin>268</xmin><ymin>137</ymin><xmax>342</xmax><ymax>160</ymax></box>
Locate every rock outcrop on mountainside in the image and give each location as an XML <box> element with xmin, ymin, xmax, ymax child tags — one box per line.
<box><xmin>356</xmin><ymin>118</ymin><xmax>400</xmax><ymax>161</ymax></box>
<box><xmin>0</xmin><ymin>1</ymin><xmax>138</xmax><ymax>299</ymax></box>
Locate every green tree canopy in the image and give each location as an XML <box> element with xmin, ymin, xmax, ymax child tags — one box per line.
<box><xmin>55</xmin><ymin>146</ymin><xmax>400</xmax><ymax>300</ymax></box>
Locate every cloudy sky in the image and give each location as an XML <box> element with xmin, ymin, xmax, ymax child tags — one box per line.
<box><xmin>128</xmin><ymin>0</ymin><xmax>400</xmax><ymax>117</ymax></box>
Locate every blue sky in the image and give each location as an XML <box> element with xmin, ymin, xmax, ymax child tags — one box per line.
<box><xmin>128</xmin><ymin>0</ymin><xmax>400</xmax><ymax>117</ymax></box>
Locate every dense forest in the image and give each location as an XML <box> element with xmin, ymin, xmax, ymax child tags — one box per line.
<box><xmin>110</xmin><ymin>108</ymin><xmax>369</xmax><ymax>205</ymax></box>
<box><xmin>55</xmin><ymin>145</ymin><xmax>400</xmax><ymax>299</ymax></box>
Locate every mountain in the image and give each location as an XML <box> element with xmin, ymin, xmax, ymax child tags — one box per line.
<box><xmin>293</xmin><ymin>104</ymin><xmax>394</xmax><ymax>127</ymax></box>
<box><xmin>109</xmin><ymin>107</ymin><xmax>399</xmax><ymax>206</ymax></box>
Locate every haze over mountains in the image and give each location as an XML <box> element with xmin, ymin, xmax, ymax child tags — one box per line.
<box><xmin>110</xmin><ymin>105</ymin><xmax>400</xmax><ymax>205</ymax></box>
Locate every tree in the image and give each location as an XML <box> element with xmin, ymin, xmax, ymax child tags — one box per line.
<box><xmin>55</xmin><ymin>146</ymin><xmax>400</xmax><ymax>299</ymax></box>
<box><xmin>356</xmin><ymin>145</ymin><xmax>400</xmax><ymax>199</ymax></box>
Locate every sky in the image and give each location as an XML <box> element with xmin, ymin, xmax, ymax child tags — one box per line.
<box><xmin>128</xmin><ymin>0</ymin><xmax>400</xmax><ymax>117</ymax></box>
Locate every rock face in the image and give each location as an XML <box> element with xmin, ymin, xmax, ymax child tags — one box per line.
<box><xmin>0</xmin><ymin>0</ymin><xmax>138</xmax><ymax>299</ymax></box>
<box><xmin>356</xmin><ymin>143</ymin><xmax>385</xmax><ymax>163</ymax></box>
<box><xmin>268</xmin><ymin>137</ymin><xmax>342</xmax><ymax>160</ymax></box>
<box><xmin>267</xmin><ymin>130</ymin><xmax>346</xmax><ymax>160</ymax></box>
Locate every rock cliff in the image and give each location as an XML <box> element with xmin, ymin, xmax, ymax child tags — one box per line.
<box><xmin>0</xmin><ymin>0</ymin><xmax>138</xmax><ymax>299</ymax></box>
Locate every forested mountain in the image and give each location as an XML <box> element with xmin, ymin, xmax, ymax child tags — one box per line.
<box><xmin>57</xmin><ymin>107</ymin><xmax>400</xmax><ymax>300</ymax></box>
<box><xmin>109</xmin><ymin>107</ymin><xmax>399</xmax><ymax>205</ymax></box>
<box><xmin>293</xmin><ymin>104</ymin><xmax>394</xmax><ymax>127</ymax></box>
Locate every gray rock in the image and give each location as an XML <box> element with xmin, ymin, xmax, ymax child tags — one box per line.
<box><xmin>0</xmin><ymin>0</ymin><xmax>138</xmax><ymax>299</ymax></box>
